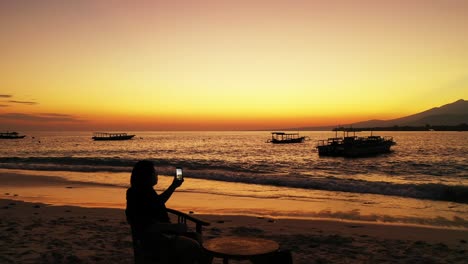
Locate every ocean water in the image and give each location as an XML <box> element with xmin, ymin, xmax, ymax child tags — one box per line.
<box><xmin>1</xmin><ymin>131</ymin><xmax>467</xmax><ymax>227</ymax></box>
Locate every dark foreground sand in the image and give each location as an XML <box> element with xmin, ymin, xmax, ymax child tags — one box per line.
<box><xmin>1</xmin><ymin>198</ymin><xmax>467</xmax><ymax>264</ymax></box>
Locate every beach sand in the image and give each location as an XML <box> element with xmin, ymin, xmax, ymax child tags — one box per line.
<box><xmin>1</xmin><ymin>199</ymin><xmax>467</xmax><ymax>264</ymax></box>
<box><xmin>1</xmin><ymin>170</ymin><xmax>467</xmax><ymax>263</ymax></box>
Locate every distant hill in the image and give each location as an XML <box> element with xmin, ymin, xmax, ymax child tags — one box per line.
<box><xmin>350</xmin><ymin>99</ymin><xmax>467</xmax><ymax>127</ymax></box>
<box><xmin>287</xmin><ymin>99</ymin><xmax>468</xmax><ymax>131</ymax></box>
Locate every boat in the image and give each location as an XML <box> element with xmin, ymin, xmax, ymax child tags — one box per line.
<box><xmin>92</xmin><ymin>132</ymin><xmax>135</xmax><ymax>141</ymax></box>
<box><xmin>316</xmin><ymin>129</ymin><xmax>395</xmax><ymax>157</ymax></box>
<box><xmin>0</xmin><ymin>131</ymin><xmax>26</xmax><ymax>139</ymax></box>
<box><xmin>267</xmin><ymin>132</ymin><xmax>309</xmax><ymax>144</ymax></box>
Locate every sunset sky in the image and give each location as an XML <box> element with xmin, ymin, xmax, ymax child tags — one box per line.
<box><xmin>1</xmin><ymin>0</ymin><xmax>467</xmax><ymax>130</ymax></box>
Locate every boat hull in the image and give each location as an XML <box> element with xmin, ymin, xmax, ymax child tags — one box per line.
<box><xmin>0</xmin><ymin>135</ymin><xmax>26</xmax><ymax>139</ymax></box>
<box><xmin>271</xmin><ymin>137</ymin><xmax>306</xmax><ymax>144</ymax></box>
<box><xmin>92</xmin><ymin>135</ymin><xmax>135</xmax><ymax>141</ymax></box>
<box><xmin>317</xmin><ymin>141</ymin><xmax>394</xmax><ymax>157</ymax></box>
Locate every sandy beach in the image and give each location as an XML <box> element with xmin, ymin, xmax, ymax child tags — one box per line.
<box><xmin>1</xmin><ymin>170</ymin><xmax>467</xmax><ymax>263</ymax></box>
<box><xmin>1</xmin><ymin>199</ymin><xmax>467</xmax><ymax>264</ymax></box>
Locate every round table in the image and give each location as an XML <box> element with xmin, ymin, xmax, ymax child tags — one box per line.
<box><xmin>203</xmin><ymin>236</ymin><xmax>279</xmax><ymax>264</ymax></box>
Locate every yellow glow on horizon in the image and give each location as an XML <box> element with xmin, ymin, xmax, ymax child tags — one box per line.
<box><xmin>1</xmin><ymin>1</ymin><xmax>467</xmax><ymax>130</ymax></box>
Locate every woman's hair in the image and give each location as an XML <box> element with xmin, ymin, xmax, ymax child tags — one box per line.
<box><xmin>130</xmin><ymin>160</ymin><xmax>157</xmax><ymax>188</ymax></box>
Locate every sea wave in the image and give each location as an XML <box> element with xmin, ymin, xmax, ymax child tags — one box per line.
<box><xmin>0</xmin><ymin>157</ymin><xmax>467</xmax><ymax>204</ymax></box>
<box><xmin>0</xmin><ymin>157</ymin><xmax>258</xmax><ymax>173</ymax></box>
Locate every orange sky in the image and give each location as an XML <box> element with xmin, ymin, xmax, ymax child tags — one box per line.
<box><xmin>0</xmin><ymin>0</ymin><xmax>467</xmax><ymax>130</ymax></box>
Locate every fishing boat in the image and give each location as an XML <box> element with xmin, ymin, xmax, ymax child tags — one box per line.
<box><xmin>267</xmin><ymin>132</ymin><xmax>309</xmax><ymax>144</ymax></box>
<box><xmin>92</xmin><ymin>132</ymin><xmax>135</xmax><ymax>141</ymax></box>
<box><xmin>316</xmin><ymin>129</ymin><xmax>395</xmax><ymax>157</ymax></box>
<box><xmin>0</xmin><ymin>131</ymin><xmax>26</xmax><ymax>139</ymax></box>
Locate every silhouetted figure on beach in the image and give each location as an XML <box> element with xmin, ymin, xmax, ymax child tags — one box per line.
<box><xmin>126</xmin><ymin>160</ymin><xmax>204</xmax><ymax>264</ymax></box>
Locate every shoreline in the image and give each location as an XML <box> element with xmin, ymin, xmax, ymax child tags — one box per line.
<box><xmin>1</xmin><ymin>168</ymin><xmax>468</xmax><ymax>229</ymax></box>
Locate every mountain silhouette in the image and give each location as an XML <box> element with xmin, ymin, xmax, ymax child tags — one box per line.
<box><xmin>289</xmin><ymin>99</ymin><xmax>468</xmax><ymax>130</ymax></box>
<box><xmin>351</xmin><ymin>99</ymin><xmax>467</xmax><ymax>127</ymax></box>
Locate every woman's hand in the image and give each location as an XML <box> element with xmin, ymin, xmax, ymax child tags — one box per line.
<box><xmin>160</xmin><ymin>176</ymin><xmax>183</xmax><ymax>203</ymax></box>
<box><xmin>171</xmin><ymin>177</ymin><xmax>184</xmax><ymax>188</ymax></box>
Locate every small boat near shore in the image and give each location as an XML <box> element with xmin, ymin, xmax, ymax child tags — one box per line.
<box><xmin>316</xmin><ymin>129</ymin><xmax>395</xmax><ymax>157</ymax></box>
<box><xmin>267</xmin><ymin>132</ymin><xmax>309</xmax><ymax>144</ymax></box>
<box><xmin>92</xmin><ymin>132</ymin><xmax>135</xmax><ymax>141</ymax></box>
<box><xmin>0</xmin><ymin>131</ymin><xmax>26</xmax><ymax>139</ymax></box>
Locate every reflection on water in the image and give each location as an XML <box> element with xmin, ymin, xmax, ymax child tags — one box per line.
<box><xmin>0</xmin><ymin>131</ymin><xmax>467</xmax><ymax>227</ymax></box>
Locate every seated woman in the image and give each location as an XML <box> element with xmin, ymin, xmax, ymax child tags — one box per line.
<box><xmin>126</xmin><ymin>160</ymin><xmax>204</xmax><ymax>264</ymax></box>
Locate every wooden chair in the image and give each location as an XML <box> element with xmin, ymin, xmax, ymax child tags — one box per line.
<box><xmin>130</xmin><ymin>208</ymin><xmax>210</xmax><ymax>264</ymax></box>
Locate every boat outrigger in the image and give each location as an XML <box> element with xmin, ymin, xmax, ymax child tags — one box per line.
<box><xmin>92</xmin><ymin>132</ymin><xmax>135</xmax><ymax>141</ymax></box>
<box><xmin>0</xmin><ymin>131</ymin><xmax>26</xmax><ymax>139</ymax></box>
<box><xmin>316</xmin><ymin>128</ymin><xmax>395</xmax><ymax>157</ymax></box>
<box><xmin>268</xmin><ymin>132</ymin><xmax>309</xmax><ymax>144</ymax></box>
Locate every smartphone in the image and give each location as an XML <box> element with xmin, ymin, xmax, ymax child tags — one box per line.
<box><xmin>176</xmin><ymin>167</ymin><xmax>183</xmax><ymax>180</ymax></box>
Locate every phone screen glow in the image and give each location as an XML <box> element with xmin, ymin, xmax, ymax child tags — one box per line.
<box><xmin>176</xmin><ymin>168</ymin><xmax>183</xmax><ymax>179</ymax></box>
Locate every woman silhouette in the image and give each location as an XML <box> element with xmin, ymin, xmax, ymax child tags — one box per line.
<box><xmin>126</xmin><ymin>160</ymin><xmax>204</xmax><ymax>264</ymax></box>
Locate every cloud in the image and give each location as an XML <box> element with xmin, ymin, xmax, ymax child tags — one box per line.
<box><xmin>0</xmin><ymin>95</ymin><xmax>38</xmax><ymax>106</ymax></box>
<box><xmin>40</xmin><ymin>113</ymin><xmax>78</xmax><ymax>118</ymax></box>
<box><xmin>8</xmin><ymin>100</ymin><xmax>38</xmax><ymax>105</ymax></box>
<box><xmin>0</xmin><ymin>113</ymin><xmax>85</xmax><ymax>122</ymax></box>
